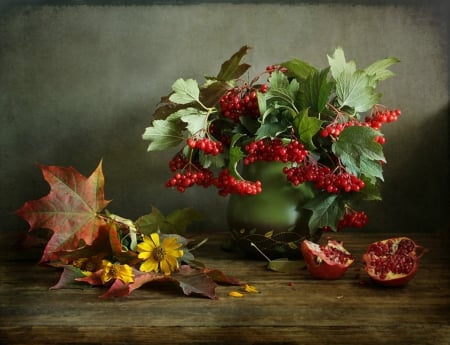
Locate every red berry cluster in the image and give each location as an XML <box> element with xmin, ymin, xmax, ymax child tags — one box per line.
<box><xmin>214</xmin><ymin>169</ymin><xmax>262</xmax><ymax>196</ymax></box>
<box><xmin>244</xmin><ymin>138</ymin><xmax>308</xmax><ymax>165</ymax></box>
<box><xmin>323</xmin><ymin>210</ymin><xmax>368</xmax><ymax>231</ymax></box>
<box><xmin>219</xmin><ymin>87</ymin><xmax>260</xmax><ymax>122</ymax></box>
<box><xmin>187</xmin><ymin>137</ymin><xmax>223</xmax><ymax>156</ymax></box>
<box><xmin>365</xmin><ymin>108</ymin><xmax>401</xmax><ymax>130</ymax></box>
<box><xmin>320</xmin><ymin>108</ymin><xmax>401</xmax><ymax>140</ymax></box>
<box><xmin>166</xmin><ymin>153</ymin><xmax>215</xmax><ymax>192</ymax></box>
<box><xmin>283</xmin><ymin>163</ymin><xmax>365</xmax><ymax>193</ymax></box>
<box><xmin>265</xmin><ymin>64</ymin><xmax>289</xmax><ymax>75</ymax></box>
<box><xmin>166</xmin><ymin>153</ymin><xmax>263</xmax><ymax>195</ymax></box>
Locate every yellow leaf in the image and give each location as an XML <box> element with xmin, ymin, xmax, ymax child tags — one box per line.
<box><xmin>264</xmin><ymin>230</ymin><xmax>274</xmax><ymax>238</ymax></box>
<box><xmin>287</xmin><ymin>241</ymin><xmax>298</xmax><ymax>249</ymax></box>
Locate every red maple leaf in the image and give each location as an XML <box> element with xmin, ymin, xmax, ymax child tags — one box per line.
<box><xmin>15</xmin><ymin>161</ymin><xmax>111</xmax><ymax>263</ymax></box>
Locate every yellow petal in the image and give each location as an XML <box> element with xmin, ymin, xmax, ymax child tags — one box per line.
<box><xmin>149</xmin><ymin>233</ymin><xmax>160</xmax><ymax>247</ymax></box>
<box><xmin>243</xmin><ymin>284</ymin><xmax>259</xmax><ymax>293</ymax></box>
<box><xmin>165</xmin><ymin>255</ymin><xmax>179</xmax><ymax>271</ymax></box>
<box><xmin>160</xmin><ymin>260</ymin><xmax>172</xmax><ymax>275</ymax></box>
<box><xmin>137</xmin><ymin>239</ymin><xmax>155</xmax><ymax>252</ymax></box>
<box><xmin>165</xmin><ymin>248</ymin><xmax>184</xmax><ymax>259</ymax></box>
<box><xmin>140</xmin><ymin>259</ymin><xmax>159</xmax><ymax>273</ymax></box>
<box><xmin>228</xmin><ymin>291</ymin><xmax>244</xmax><ymax>298</ymax></box>
<box><xmin>138</xmin><ymin>251</ymin><xmax>151</xmax><ymax>260</ymax></box>
<box><xmin>118</xmin><ymin>265</ymin><xmax>134</xmax><ymax>284</ymax></box>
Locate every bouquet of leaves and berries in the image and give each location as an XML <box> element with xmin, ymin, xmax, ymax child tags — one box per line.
<box><xmin>15</xmin><ymin>161</ymin><xmax>241</xmax><ymax>299</ymax></box>
<box><xmin>142</xmin><ymin>46</ymin><xmax>401</xmax><ymax>240</ymax></box>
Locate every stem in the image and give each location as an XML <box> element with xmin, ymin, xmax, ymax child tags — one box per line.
<box><xmin>250</xmin><ymin>242</ymin><xmax>272</xmax><ymax>263</ymax></box>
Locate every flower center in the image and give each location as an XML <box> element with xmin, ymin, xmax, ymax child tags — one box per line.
<box><xmin>153</xmin><ymin>246</ymin><xmax>166</xmax><ymax>262</ymax></box>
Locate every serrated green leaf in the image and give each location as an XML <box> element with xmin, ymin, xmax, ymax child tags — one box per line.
<box><xmin>169</xmin><ymin>78</ymin><xmax>200</xmax><ymax>105</ymax></box>
<box><xmin>228</xmin><ymin>144</ymin><xmax>245</xmax><ymax>179</ymax></box>
<box><xmin>181</xmin><ymin>113</ymin><xmax>208</xmax><ymax>136</ymax></box>
<box><xmin>356</xmin><ymin>175</ymin><xmax>382</xmax><ymax>201</ymax></box>
<box><xmin>360</xmin><ymin>158</ymin><xmax>384</xmax><ymax>181</ymax></box>
<box><xmin>304</xmin><ymin>193</ymin><xmax>344</xmax><ymax>232</ymax></box>
<box><xmin>296</xmin><ymin>109</ymin><xmax>322</xmax><ymax>150</ymax></box>
<box><xmin>255</xmin><ymin>112</ymin><xmax>291</xmax><ymax>140</ymax></box>
<box><xmin>335</xmin><ymin>70</ymin><xmax>380</xmax><ymax>112</ymax></box>
<box><xmin>332</xmin><ymin>126</ymin><xmax>385</xmax><ymax>177</ymax></box>
<box><xmin>266</xmin><ymin>71</ymin><xmax>298</xmax><ymax>106</ymax></box>
<box><xmin>327</xmin><ymin>47</ymin><xmax>356</xmax><ymax>80</ymax></box>
<box><xmin>280</xmin><ymin>58</ymin><xmax>317</xmax><ymax>80</ymax></box>
<box><xmin>299</xmin><ymin>68</ymin><xmax>334</xmax><ymax>113</ymax></box>
<box><xmin>364</xmin><ymin>57</ymin><xmax>400</xmax><ymax>87</ymax></box>
<box><xmin>142</xmin><ymin>119</ymin><xmax>185</xmax><ymax>151</ymax></box>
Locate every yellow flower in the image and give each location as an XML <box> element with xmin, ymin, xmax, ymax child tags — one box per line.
<box><xmin>101</xmin><ymin>260</ymin><xmax>134</xmax><ymax>284</ymax></box>
<box><xmin>72</xmin><ymin>256</ymin><xmax>103</xmax><ymax>276</ymax></box>
<box><xmin>137</xmin><ymin>233</ymin><xmax>184</xmax><ymax>275</ymax></box>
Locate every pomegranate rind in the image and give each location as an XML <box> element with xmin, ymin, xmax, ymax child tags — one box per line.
<box><xmin>362</xmin><ymin>237</ymin><xmax>423</xmax><ymax>287</ymax></box>
<box><xmin>301</xmin><ymin>239</ymin><xmax>354</xmax><ymax>280</ymax></box>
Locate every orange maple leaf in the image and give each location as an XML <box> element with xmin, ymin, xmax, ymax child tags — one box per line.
<box><xmin>15</xmin><ymin>160</ymin><xmax>111</xmax><ymax>263</ymax></box>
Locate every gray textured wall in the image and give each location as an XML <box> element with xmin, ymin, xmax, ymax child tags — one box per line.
<box><xmin>1</xmin><ymin>2</ymin><xmax>448</xmax><ymax>235</ymax></box>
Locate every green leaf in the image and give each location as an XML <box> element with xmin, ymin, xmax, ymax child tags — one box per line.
<box><xmin>228</xmin><ymin>145</ymin><xmax>245</xmax><ymax>179</ymax></box>
<box><xmin>135</xmin><ymin>206</ymin><xmax>166</xmax><ymax>235</ymax></box>
<box><xmin>165</xmin><ymin>208</ymin><xmax>204</xmax><ymax>234</ymax></box>
<box><xmin>135</xmin><ymin>207</ymin><xmax>202</xmax><ymax>235</ymax></box>
<box><xmin>199</xmin><ymin>150</ymin><xmax>226</xmax><ymax>169</ymax></box>
<box><xmin>327</xmin><ymin>47</ymin><xmax>356</xmax><ymax>80</ymax></box>
<box><xmin>181</xmin><ymin>113</ymin><xmax>208</xmax><ymax>136</ymax></box>
<box><xmin>169</xmin><ymin>78</ymin><xmax>200</xmax><ymax>105</ymax></box>
<box><xmin>304</xmin><ymin>193</ymin><xmax>344</xmax><ymax>232</ymax></box>
<box><xmin>332</xmin><ymin>126</ymin><xmax>385</xmax><ymax>178</ymax></box>
<box><xmin>356</xmin><ymin>175</ymin><xmax>382</xmax><ymax>201</ymax></box>
<box><xmin>255</xmin><ymin>111</ymin><xmax>291</xmax><ymax>140</ymax></box>
<box><xmin>281</xmin><ymin>58</ymin><xmax>317</xmax><ymax>80</ymax></box>
<box><xmin>298</xmin><ymin>68</ymin><xmax>334</xmax><ymax>113</ymax></box>
<box><xmin>199</xmin><ymin>80</ymin><xmax>231</xmax><ymax>108</ymax></box>
<box><xmin>295</xmin><ymin>109</ymin><xmax>323</xmax><ymax>150</ymax></box>
<box><xmin>335</xmin><ymin>70</ymin><xmax>380</xmax><ymax>112</ymax></box>
<box><xmin>267</xmin><ymin>259</ymin><xmax>304</xmax><ymax>273</ymax></box>
<box><xmin>142</xmin><ymin>119</ymin><xmax>185</xmax><ymax>151</ymax></box>
<box><xmin>266</xmin><ymin>71</ymin><xmax>298</xmax><ymax>106</ymax></box>
<box><xmin>216</xmin><ymin>45</ymin><xmax>251</xmax><ymax>81</ymax></box>
<box><xmin>364</xmin><ymin>57</ymin><xmax>400</xmax><ymax>87</ymax></box>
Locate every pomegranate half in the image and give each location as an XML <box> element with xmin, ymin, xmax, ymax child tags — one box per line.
<box><xmin>301</xmin><ymin>239</ymin><xmax>354</xmax><ymax>279</ymax></box>
<box><xmin>362</xmin><ymin>236</ymin><xmax>426</xmax><ymax>287</ymax></box>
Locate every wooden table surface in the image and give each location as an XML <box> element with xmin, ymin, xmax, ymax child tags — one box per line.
<box><xmin>0</xmin><ymin>230</ymin><xmax>449</xmax><ymax>345</ymax></box>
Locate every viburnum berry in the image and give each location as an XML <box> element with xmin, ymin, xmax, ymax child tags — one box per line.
<box><xmin>322</xmin><ymin>209</ymin><xmax>369</xmax><ymax>232</ymax></box>
<box><xmin>244</xmin><ymin>138</ymin><xmax>308</xmax><ymax>164</ymax></box>
<box><xmin>187</xmin><ymin>137</ymin><xmax>223</xmax><ymax>156</ymax></box>
<box><xmin>219</xmin><ymin>87</ymin><xmax>260</xmax><ymax>122</ymax></box>
<box><xmin>213</xmin><ymin>169</ymin><xmax>262</xmax><ymax>196</ymax></box>
<box><xmin>365</xmin><ymin>108</ymin><xmax>401</xmax><ymax>129</ymax></box>
<box><xmin>165</xmin><ymin>153</ymin><xmax>215</xmax><ymax>192</ymax></box>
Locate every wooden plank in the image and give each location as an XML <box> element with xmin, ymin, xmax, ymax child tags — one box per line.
<box><xmin>0</xmin><ymin>231</ymin><xmax>449</xmax><ymax>344</ymax></box>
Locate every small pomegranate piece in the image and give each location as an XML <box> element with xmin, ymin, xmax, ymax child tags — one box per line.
<box><xmin>301</xmin><ymin>239</ymin><xmax>354</xmax><ymax>279</ymax></box>
<box><xmin>362</xmin><ymin>237</ymin><xmax>426</xmax><ymax>287</ymax></box>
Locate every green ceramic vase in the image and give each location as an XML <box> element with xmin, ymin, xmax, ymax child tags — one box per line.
<box><xmin>226</xmin><ymin>161</ymin><xmax>320</xmax><ymax>259</ymax></box>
